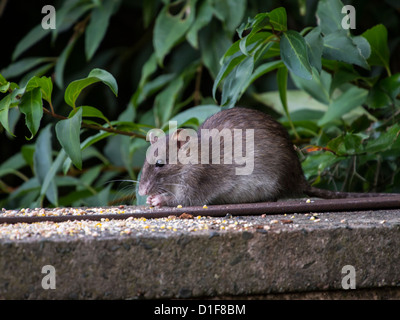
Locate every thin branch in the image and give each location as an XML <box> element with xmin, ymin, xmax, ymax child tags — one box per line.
<box><xmin>193</xmin><ymin>65</ymin><xmax>202</xmax><ymax>106</ymax></box>
<box><xmin>42</xmin><ymin>107</ymin><xmax>146</xmax><ymax>139</ymax></box>
<box><xmin>0</xmin><ymin>0</ymin><xmax>7</xmax><ymax>17</ymax></box>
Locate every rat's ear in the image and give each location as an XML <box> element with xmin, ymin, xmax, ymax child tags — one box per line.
<box><xmin>170</xmin><ymin>129</ymin><xmax>188</xmax><ymax>149</ymax></box>
<box><xmin>149</xmin><ymin>132</ymin><xmax>157</xmax><ymax>144</ymax></box>
<box><xmin>148</xmin><ymin>131</ymin><xmax>158</xmax><ymax>144</ymax></box>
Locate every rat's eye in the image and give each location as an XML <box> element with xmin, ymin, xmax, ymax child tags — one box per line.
<box><xmin>155</xmin><ymin>159</ymin><xmax>165</xmax><ymax>167</ymax></box>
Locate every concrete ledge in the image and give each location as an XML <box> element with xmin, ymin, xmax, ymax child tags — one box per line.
<box><xmin>1</xmin><ymin>209</ymin><xmax>400</xmax><ymax>299</ymax></box>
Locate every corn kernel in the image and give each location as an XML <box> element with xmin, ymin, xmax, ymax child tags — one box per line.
<box><xmin>177</xmin><ymin>205</ymin><xmax>183</xmax><ymax>208</ymax></box>
<box><xmin>203</xmin><ymin>205</ymin><xmax>208</xmax><ymax>209</ymax></box>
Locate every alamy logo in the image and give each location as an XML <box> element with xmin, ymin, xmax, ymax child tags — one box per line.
<box><xmin>41</xmin><ymin>265</ymin><xmax>56</xmax><ymax>289</ymax></box>
<box><xmin>41</xmin><ymin>5</ymin><xmax>56</xmax><ymax>30</ymax></box>
<box><xmin>146</xmin><ymin>121</ymin><xmax>255</xmax><ymax>175</ymax></box>
<box><xmin>341</xmin><ymin>265</ymin><xmax>356</xmax><ymax>289</ymax></box>
<box><xmin>341</xmin><ymin>5</ymin><xmax>356</xmax><ymax>30</ymax></box>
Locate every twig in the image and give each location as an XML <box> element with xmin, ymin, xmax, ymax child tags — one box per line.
<box><xmin>42</xmin><ymin>107</ymin><xmax>146</xmax><ymax>139</ymax></box>
<box><xmin>193</xmin><ymin>65</ymin><xmax>202</xmax><ymax>106</ymax></box>
<box><xmin>0</xmin><ymin>0</ymin><xmax>7</xmax><ymax>17</ymax></box>
<box><xmin>373</xmin><ymin>154</ymin><xmax>381</xmax><ymax>192</ymax></box>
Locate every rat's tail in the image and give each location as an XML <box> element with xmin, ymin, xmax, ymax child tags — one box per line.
<box><xmin>304</xmin><ymin>186</ymin><xmax>392</xmax><ymax>199</ymax></box>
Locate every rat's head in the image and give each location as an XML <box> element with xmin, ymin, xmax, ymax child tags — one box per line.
<box><xmin>138</xmin><ymin>129</ymin><xmax>193</xmax><ymax>198</ymax></box>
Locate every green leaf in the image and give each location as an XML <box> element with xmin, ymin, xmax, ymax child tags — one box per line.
<box><xmin>85</xmin><ymin>0</ymin><xmax>120</xmax><ymax>60</ymax></box>
<box><xmin>380</xmin><ymin>73</ymin><xmax>400</xmax><ymax>102</ymax></box>
<box><xmin>0</xmin><ymin>74</ymin><xmax>7</xmax><ymax>85</ymax></box>
<box><xmin>83</xmin><ymin>184</ymin><xmax>111</xmax><ymax>207</ymax></box>
<box><xmin>277</xmin><ymin>66</ymin><xmax>289</xmax><ymax>115</ymax></box>
<box><xmin>330</xmin><ymin>69</ymin><xmax>360</xmax><ymax>95</ymax></box>
<box><xmin>0</xmin><ymin>95</ymin><xmax>14</xmax><ymax>136</ymax></box>
<box><xmin>64</xmin><ymin>68</ymin><xmax>118</xmax><ymax>108</ymax></box>
<box><xmin>213</xmin><ymin>0</ymin><xmax>246</xmax><ymax>33</ymax></box>
<box><xmin>366</xmin><ymin>73</ymin><xmax>400</xmax><ymax>108</ymax></box>
<box><xmin>291</xmin><ymin>69</ymin><xmax>331</xmax><ymax>105</ymax></box>
<box><xmin>237</xmin><ymin>13</ymin><xmax>271</xmax><ymax>56</ymax></box>
<box><xmin>12</xmin><ymin>25</ymin><xmax>52</xmax><ymax>61</ymax></box>
<box><xmin>161</xmin><ymin>104</ymin><xmax>220</xmax><ymax>130</ymax></box>
<box><xmin>316</xmin><ymin>0</ymin><xmax>346</xmax><ymax>35</ymax></box>
<box><xmin>19</xmin><ymin>87</ymin><xmax>43</xmax><ymax>140</ymax></box>
<box><xmin>1</xmin><ymin>57</ymin><xmax>52</xmax><ymax>79</ymax></box>
<box><xmin>352</xmin><ymin>36</ymin><xmax>371</xmax><ymax>61</ymax></box>
<box><xmin>69</xmin><ymin>106</ymin><xmax>111</xmax><ymax>125</ymax></box>
<box><xmin>304</xmin><ymin>27</ymin><xmax>323</xmax><ymax>73</ymax></box>
<box><xmin>21</xmin><ymin>145</ymin><xmax>35</xmax><ymax>169</ymax></box>
<box><xmin>154</xmin><ymin>76</ymin><xmax>184</xmax><ymax>126</ymax></box>
<box><xmin>40</xmin><ymin>150</ymin><xmax>67</xmax><ymax>205</ymax></box>
<box><xmin>34</xmin><ymin>124</ymin><xmax>58</xmax><ymax>206</ymax></box>
<box><xmin>280</xmin><ymin>30</ymin><xmax>312</xmax><ymax>80</ymax></box>
<box><xmin>199</xmin><ymin>22</ymin><xmax>232</xmax><ymax>78</ymax></box>
<box><xmin>26</xmin><ymin>76</ymin><xmax>53</xmax><ymax>104</ymax></box>
<box><xmin>143</xmin><ymin>0</ymin><xmax>158</xmax><ymax>28</ymax></box>
<box><xmin>327</xmin><ymin>133</ymin><xmax>365</xmax><ymax>156</ymax></box>
<box><xmin>153</xmin><ymin>0</ymin><xmax>196</xmax><ymax>65</ymax></box>
<box><xmin>130</xmin><ymin>53</ymin><xmax>158</xmax><ymax>108</ymax></box>
<box><xmin>55</xmin><ymin>108</ymin><xmax>83</xmax><ymax>170</ymax></box>
<box><xmin>213</xmin><ymin>32</ymin><xmax>270</xmax><ymax>99</ymax></box>
<box><xmin>322</xmin><ymin>31</ymin><xmax>370</xmax><ymax>70</ymax></box>
<box><xmin>0</xmin><ymin>82</ymin><xmax>10</xmax><ymax>93</ymax></box>
<box><xmin>302</xmin><ymin>152</ymin><xmax>343</xmax><ymax>179</ymax></box>
<box><xmin>221</xmin><ymin>55</ymin><xmax>254</xmax><ymax>107</ymax></box>
<box><xmin>53</xmin><ymin>0</ymin><xmax>94</xmax><ymax>41</ymax></box>
<box><xmin>55</xmin><ymin>34</ymin><xmax>80</xmax><ymax>88</ymax></box>
<box><xmin>62</xmin><ymin>131</ymin><xmax>113</xmax><ymax>174</ymax></box>
<box><xmin>266</xmin><ymin>7</ymin><xmax>287</xmax><ymax>32</ymax></box>
<box><xmin>6</xmin><ymin>177</ymin><xmax>40</xmax><ymax>207</ymax></box>
<box><xmin>318</xmin><ymin>86</ymin><xmax>368</xmax><ymax>126</ymax></box>
<box><xmin>254</xmin><ymin>90</ymin><xmax>328</xmax><ymax>116</ymax></box>
<box><xmin>186</xmin><ymin>0</ymin><xmax>214</xmax><ymax>48</ymax></box>
<box><xmin>77</xmin><ymin>165</ymin><xmax>102</xmax><ymax>191</ymax></box>
<box><xmin>137</xmin><ymin>53</ymin><xmax>158</xmax><ymax>90</ymax></box>
<box><xmin>237</xmin><ymin>13</ymin><xmax>270</xmax><ymax>38</ymax></box>
<box><xmin>362</xmin><ymin>24</ymin><xmax>390</xmax><ymax>70</ymax></box>
<box><xmin>0</xmin><ymin>152</ymin><xmax>26</xmax><ymax>177</ymax></box>
<box><xmin>19</xmin><ymin>63</ymin><xmax>55</xmax><ymax>88</ymax></box>
<box><xmin>366</xmin><ymin>85</ymin><xmax>391</xmax><ymax>109</ymax></box>
<box><xmin>213</xmin><ymin>54</ymin><xmax>246</xmax><ymax>100</ymax></box>
<box><xmin>366</xmin><ymin>124</ymin><xmax>400</xmax><ymax>153</ymax></box>
<box><xmin>244</xmin><ymin>60</ymin><xmax>284</xmax><ymax>91</ymax></box>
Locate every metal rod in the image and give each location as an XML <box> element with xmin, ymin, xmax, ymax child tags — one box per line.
<box><xmin>1</xmin><ymin>195</ymin><xmax>400</xmax><ymax>225</ymax></box>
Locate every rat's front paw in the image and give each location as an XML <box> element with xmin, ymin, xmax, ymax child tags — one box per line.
<box><xmin>147</xmin><ymin>194</ymin><xmax>171</xmax><ymax>207</ymax></box>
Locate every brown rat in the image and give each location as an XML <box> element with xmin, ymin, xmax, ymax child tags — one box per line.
<box><xmin>138</xmin><ymin>107</ymin><xmax>391</xmax><ymax>207</ymax></box>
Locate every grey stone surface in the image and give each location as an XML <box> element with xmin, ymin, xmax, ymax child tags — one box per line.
<box><xmin>0</xmin><ymin>209</ymin><xmax>400</xmax><ymax>299</ymax></box>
